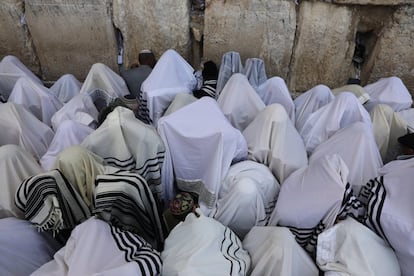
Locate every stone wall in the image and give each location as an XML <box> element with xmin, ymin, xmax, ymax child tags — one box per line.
<box><xmin>0</xmin><ymin>0</ymin><xmax>413</xmax><ymax>94</ymax></box>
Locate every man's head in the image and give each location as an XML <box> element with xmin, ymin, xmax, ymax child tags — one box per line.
<box><xmin>138</xmin><ymin>50</ymin><xmax>156</xmax><ymax>68</ymax></box>
<box><xmin>398</xmin><ymin>133</ymin><xmax>414</xmax><ymax>155</ymax></box>
<box><xmin>202</xmin><ymin>60</ymin><xmax>218</xmax><ymax>80</ymax></box>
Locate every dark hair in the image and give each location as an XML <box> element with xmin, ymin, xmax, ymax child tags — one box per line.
<box><xmin>202</xmin><ymin>60</ymin><xmax>218</xmax><ymax>80</ymax></box>
<box><xmin>97</xmin><ymin>98</ymin><xmax>127</xmax><ymax>127</ymax></box>
<box><xmin>139</xmin><ymin>52</ymin><xmax>156</xmax><ymax>68</ymax></box>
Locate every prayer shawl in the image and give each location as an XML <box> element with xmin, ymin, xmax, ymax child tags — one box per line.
<box><xmin>364</xmin><ymin>76</ymin><xmax>412</xmax><ymax>112</ymax></box>
<box><xmin>294</xmin><ymin>84</ymin><xmax>334</xmax><ymax>132</ymax></box>
<box><xmin>79</xmin><ymin>63</ymin><xmax>129</xmax><ymax>98</ymax></box>
<box><xmin>359</xmin><ymin>158</ymin><xmax>414</xmax><ymax>276</ymax></box>
<box><xmin>331</xmin><ymin>84</ymin><xmax>370</xmax><ymax>104</ymax></box>
<box><xmin>299</xmin><ymin>92</ymin><xmax>372</xmax><ymax>154</ymax></box>
<box><xmin>218</xmin><ymin>73</ymin><xmax>265</xmax><ymax>131</ymax></box>
<box><xmin>163</xmin><ymin>93</ymin><xmax>197</xmax><ymax>117</ymax></box>
<box><xmin>257</xmin><ymin>76</ymin><xmax>296</xmax><ymax>122</ymax></box>
<box><xmin>316</xmin><ymin>217</ymin><xmax>400</xmax><ymax>276</ymax></box>
<box><xmin>50</xmin><ymin>74</ymin><xmax>82</xmax><ymax>103</ymax></box>
<box><xmin>268</xmin><ymin>154</ymin><xmax>365</xmax><ymax>256</ymax></box>
<box><xmin>311</xmin><ymin>122</ymin><xmax>383</xmax><ymax>194</ymax></box>
<box><xmin>397</xmin><ymin>108</ymin><xmax>414</xmax><ymax>132</ymax></box>
<box><xmin>242</xmin><ymin>103</ymin><xmax>308</xmax><ymax>183</ymax></box>
<box><xmin>216</xmin><ymin>51</ymin><xmax>244</xmax><ymax>98</ymax></box>
<box><xmin>0</xmin><ymin>217</ymin><xmax>61</xmax><ymax>275</ymax></box>
<box><xmin>8</xmin><ymin>77</ymin><xmax>63</xmax><ymax>126</ymax></box>
<box><xmin>162</xmin><ymin>210</ymin><xmax>250</xmax><ymax>276</ymax></box>
<box><xmin>0</xmin><ymin>55</ymin><xmax>42</xmax><ymax>100</ymax></box>
<box><xmin>15</xmin><ymin>169</ymin><xmax>90</xmax><ymax>234</ymax></box>
<box><xmin>193</xmin><ymin>79</ymin><xmax>217</xmax><ymax>98</ymax></box>
<box><xmin>211</xmin><ymin>160</ymin><xmax>280</xmax><ymax>239</ymax></box>
<box><xmin>0</xmin><ymin>102</ymin><xmax>54</xmax><ymax>160</ymax></box>
<box><xmin>243</xmin><ymin>226</ymin><xmax>319</xmax><ymax>276</ymax></box>
<box><xmin>370</xmin><ymin>104</ymin><xmax>408</xmax><ymax>163</ymax></box>
<box><xmin>243</xmin><ymin>58</ymin><xmax>267</xmax><ymax>90</ymax></box>
<box><xmin>32</xmin><ymin>217</ymin><xmax>162</xmax><ymax>276</ymax></box>
<box><xmin>40</xmin><ymin>120</ymin><xmax>94</xmax><ymax>171</ymax></box>
<box><xmin>94</xmin><ymin>171</ymin><xmax>165</xmax><ymax>251</ymax></box>
<box><xmin>0</xmin><ymin>145</ymin><xmax>42</xmax><ymax>219</ymax></box>
<box><xmin>82</xmin><ymin>107</ymin><xmax>165</xmax><ymax>199</ymax></box>
<box><xmin>140</xmin><ymin>49</ymin><xmax>197</xmax><ymax>126</ymax></box>
<box><xmin>157</xmin><ymin>97</ymin><xmax>247</xmax><ymax>214</ymax></box>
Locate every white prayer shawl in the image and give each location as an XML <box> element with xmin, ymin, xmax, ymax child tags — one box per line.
<box><xmin>294</xmin><ymin>84</ymin><xmax>334</xmax><ymax>132</ymax></box>
<box><xmin>211</xmin><ymin>160</ymin><xmax>280</xmax><ymax>239</ymax></box>
<box><xmin>82</xmin><ymin>107</ymin><xmax>165</xmax><ymax>199</ymax></box>
<box><xmin>397</xmin><ymin>108</ymin><xmax>414</xmax><ymax>132</ymax></box>
<box><xmin>8</xmin><ymin>77</ymin><xmax>63</xmax><ymax>126</ymax></box>
<box><xmin>317</xmin><ymin>217</ymin><xmax>400</xmax><ymax>276</ymax></box>
<box><xmin>79</xmin><ymin>63</ymin><xmax>129</xmax><ymax>98</ymax></box>
<box><xmin>310</xmin><ymin>122</ymin><xmax>383</xmax><ymax>193</ymax></box>
<box><xmin>0</xmin><ymin>55</ymin><xmax>42</xmax><ymax>100</ymax></box>
<box><xmin>216</xmin><ymin>51</ymin><xmax>244</xmax><ymax>98</ymax></box>
<box><xmin>50</xmin><ymin>74</ymin><xmax>82</xmax><ymax>103</ymax></box>
<box><xmin>163</xmin><ymin>92</ymin><xmax>197</xmax><ymax>117</ymax></box>
<box><xmin>242</xmin><ymin>103</ymin><xmax>308</xmax><ymax>183</ymax></box>
<box><xmin>364</xmin><ymin>76</ymin><xmax>412</xmax><ymax>112</ymax></box>
<box><xmin>331</xmin><ymin>84</ymin><xmax>370</xmax><ymax>104</ymax></box>
<box><xmin>40</xmin><ymin>120</ymin><xmax>94</xmax><ymax>171</ymax></box>
<box><xmin>32</xmin><ymin>217</ymin><xmax>162</xmax><ymax>276</ymax></box>
<box><xmin>218</xmin><ymin>73</ymin><xmax>265</xmax><ymax>131</ymax></box>
<box><xmin>300</xmin><ymin>92</ymin><xmax>372</xmax><ymax>154</ymax></box>
<box><xmin>162</xmin><ymin>210</ymin><xmax>250</xmax><ymax>276</ymax></box>
<box><xmin>0</xmin><ymin>145</ymin><xmax>42</xmax><ymax>219</ymax></box>
<box><xmin>377</xmin><ymin>155</ymin><xmax>414</xmax><ymax>176</ymax></box>
<box><xmin>359</xmin><ymin>162</ymin><xmax>414</xmax><ymax>276</ymax></box>
<box><xmin>243</xmin><ymin>58</ymin><xmax>267</xmax><ymax>90</ymax></box>
<box><xmin>243</xmin><ymin>226</ymin><xmax>319</xmax><ymax>276</ymax></box>
<box><xmin>51</xmin><ymin>93</ymin><xmax>99</xmax><ymax>130</ymax></box>
<box><xmin>140</xmin><ymin>49</ymin><xmax>197</xmax><ymax>126</ymax></box>
<box><xmin>0</xmin><ymin>217</ymin><xmax>61</xmax><ymax>275</ymax></box>
<box><xmin>157</xmin><ymin>97</ymin><xmax>248</xmax><ymax>213</ymax></box>
<box><xmin>0</xmin><ymin>102</ymin><xmax>54</xmax><ymax>160</ymax></box>
<box><xmin>257</xmin><ymin>76</ymin><xmax>295</xmax><ymax>123</ymax></box>
<box><xmin>370</xmin><ymin>104</ymin><xmax>408</xmax><ymax>163</ymax></box>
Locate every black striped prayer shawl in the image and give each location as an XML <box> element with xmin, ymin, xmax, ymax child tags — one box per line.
<box><xmin>15</xmin><ymin>169</ymin><xmax>90</xmax><ymax>235</ymax></box>
<box><xmin>94</xmin><ymin>171</ymin><xmax>166</xmax><ymax>251</ymax></box>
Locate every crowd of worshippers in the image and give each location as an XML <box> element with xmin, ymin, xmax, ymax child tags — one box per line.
<box><xmin>0</xmin><ymin>48</ymin><xmax>414</xmax><ymax>275</ymax></box>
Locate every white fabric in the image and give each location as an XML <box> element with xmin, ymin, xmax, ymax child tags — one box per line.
<box><xmin>79</xmin><ymin>63</ymin><xmax>129</xmax><ymax>98</ymax></box>
<box><xmin>300</xmin><ymin>92</ymin><xmax>372</xmax><ymax>154</ymax></box>
<box><xmin>216</xmin><ymin>51</ymin><xmax>244</xmax><ymax>98</ymax></box>
<box><xmin>370</xmin><ymin>104</ymin><xmax>408</xmax><ymax>163</ymax></box>
<box><xmin>310</xmin><ymin>122</ymin><xmax>382</xmax><ymax>193</ymax></box>
<box><xmin>32</xmin><ymin>217</ymin><xmax>161</xmax><ymax>276</ymax></box>
<box><xmin>218</xmin><ymin>73</ymin><xmax>265</xmax><ymax>131</ymax></box>
<box><xmin>0</xmin><ymin>55</ymin><xmax>42</xmax><ymax>100</ymax></box>
<box><xmin>258</xmin><ymin>76</ymin><xmax>295</xmax><ymax>122</ymax></box>
<box><xmin>243</xmin><ymin>58</ymin><xmax>267</xmax><ymax>90</ymax></box>
<box><xmin>158</xmin><ymin>97</ymin><xmax>247</xmax><ymax>213</ymax></box>
<box><xmin>332</xmin><ymin>84</ymin><xmax>370</xmax><ymax>104</ymax></box>
<box><xmin>397</xmin><ymin>108</ymin><xmax>414</xmax><ymax>132</ymax></box>
<box><xmin>364</xmin><ymin>76</ymin><xmax>412</xmax><ymax>112</ymax></box>
<box><xmin>0</xmin><ymin>145</ymin><xmax>42</xmax><ymax>218</ymax></box>
<box><xmin>163</xmin><ymin>92</ymin><xmax>197</xmax><ymax>117</ymax></box>
<box><xmin>50</xmin><ymin>74</ymin><xmax>82</xmax><ymax>103</ymax></box>
<box><xmin>212</xmin><ymin>160</ymin><xmax>280</xmax><ymax>238</ymax></box>
<box><xmin>162</xmin><ymin>209</ymin><xmax>250</xmax><ymax>276</ymax></box>
<box><xmin>51</xmin><ymin>93</ymin><xmax>99</xmax><ymax>130</ymax></box>
<box><xmin>294</xmin><ymin>84</ymin><xmax>335</xmax><ymax>132</ymax></box>
<box><xmin>0</xmin><ymin>102</ymin><xmax>54</xmax><ymax>160</ymax></box>
<box><xmin>40</xmin><ymin>120</ymin><xmax>94</xmax><ymax>171</ymax></box>
<box><xmin>317</xmin><ymin>217</ymin><xmax>400</xmax><ymax>276</ymax></box>
<box><xmin>141</xmin><ymin>49</ymin><xmax>197</xmax><ymax>126</ymax></box>
<box><xmin>0</xmin><ymin>217</ymin><xmax>61</xmax><ymax>275</ymax></box>
<box><xmin>268</xmin><ymin>154</ymin><xmax>348</xmax><ymax>228</ymax></box>
<box><xmin>243</xmin><ymin>226</ymin><xmax>319</xmax><ymax>276</ymax></box>
<box><xmin>242</xmin><ymin>103</ymin><xmax>308</xmax><ymax>183</ymax></box>
<box><xmin>8</xmin><ymin>77</ymin><xmax>63</xmax><ymax>126</ymax></box>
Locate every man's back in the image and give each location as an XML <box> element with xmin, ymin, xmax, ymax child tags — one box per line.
<box><xmin>121</xmin><ymin>65</ymin><xmax>152</xmax><ymax>98</ymax></box>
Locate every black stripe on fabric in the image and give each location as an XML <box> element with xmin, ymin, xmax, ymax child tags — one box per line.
<box><xmin>220</xmin><ymin>227</ymin><xmax>233</xmax><ymax>275</ymax></box>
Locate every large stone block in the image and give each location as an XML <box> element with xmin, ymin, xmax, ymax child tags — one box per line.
<box><xmin>289</xmin><ymin>1</ymin><xmax>354</xmax><ymax>92</ymax></box>
<box><xmin>329</xmin><ymin>0</ymin><xmax>412</xmax><ymax>5</ymax></box>
<box><xmin>25</xmin><ymin>0</ymin><xmax>118</xmax><ymax>81</ymax></box>
<box><xmin>113</xmin><ymin>0</ymin><xmax>191</xmax><ymax>69</ymax></box>
<box><xmin>204</xmin><ymin>0</ymin><xmax>296</xmax><ymax>80</ymax></box>
<box><xmin>0</xmin><ymin>0</ymin><xmax>40</xmax><ymax>76</ymax></box>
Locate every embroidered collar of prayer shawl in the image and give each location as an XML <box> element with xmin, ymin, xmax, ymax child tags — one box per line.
<box><xmin>15</xmin><ymin>169</ymin><xmax>90</xmax><ymax>235</ymax></box>
<box><xmin>93</xmin><ymin>171</ymin><xmax>166</xmax><ymax>251</ymax></box>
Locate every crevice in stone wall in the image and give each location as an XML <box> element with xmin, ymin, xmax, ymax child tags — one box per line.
<box><xmin>190</xmin><ymin>0</ymin><xmax>205</xmax><ymax>70</ymax></box>
<box><xmin>287</xmin><ymin>1</ymin><xmax>301</xmax><ymax>95</ymax></box>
